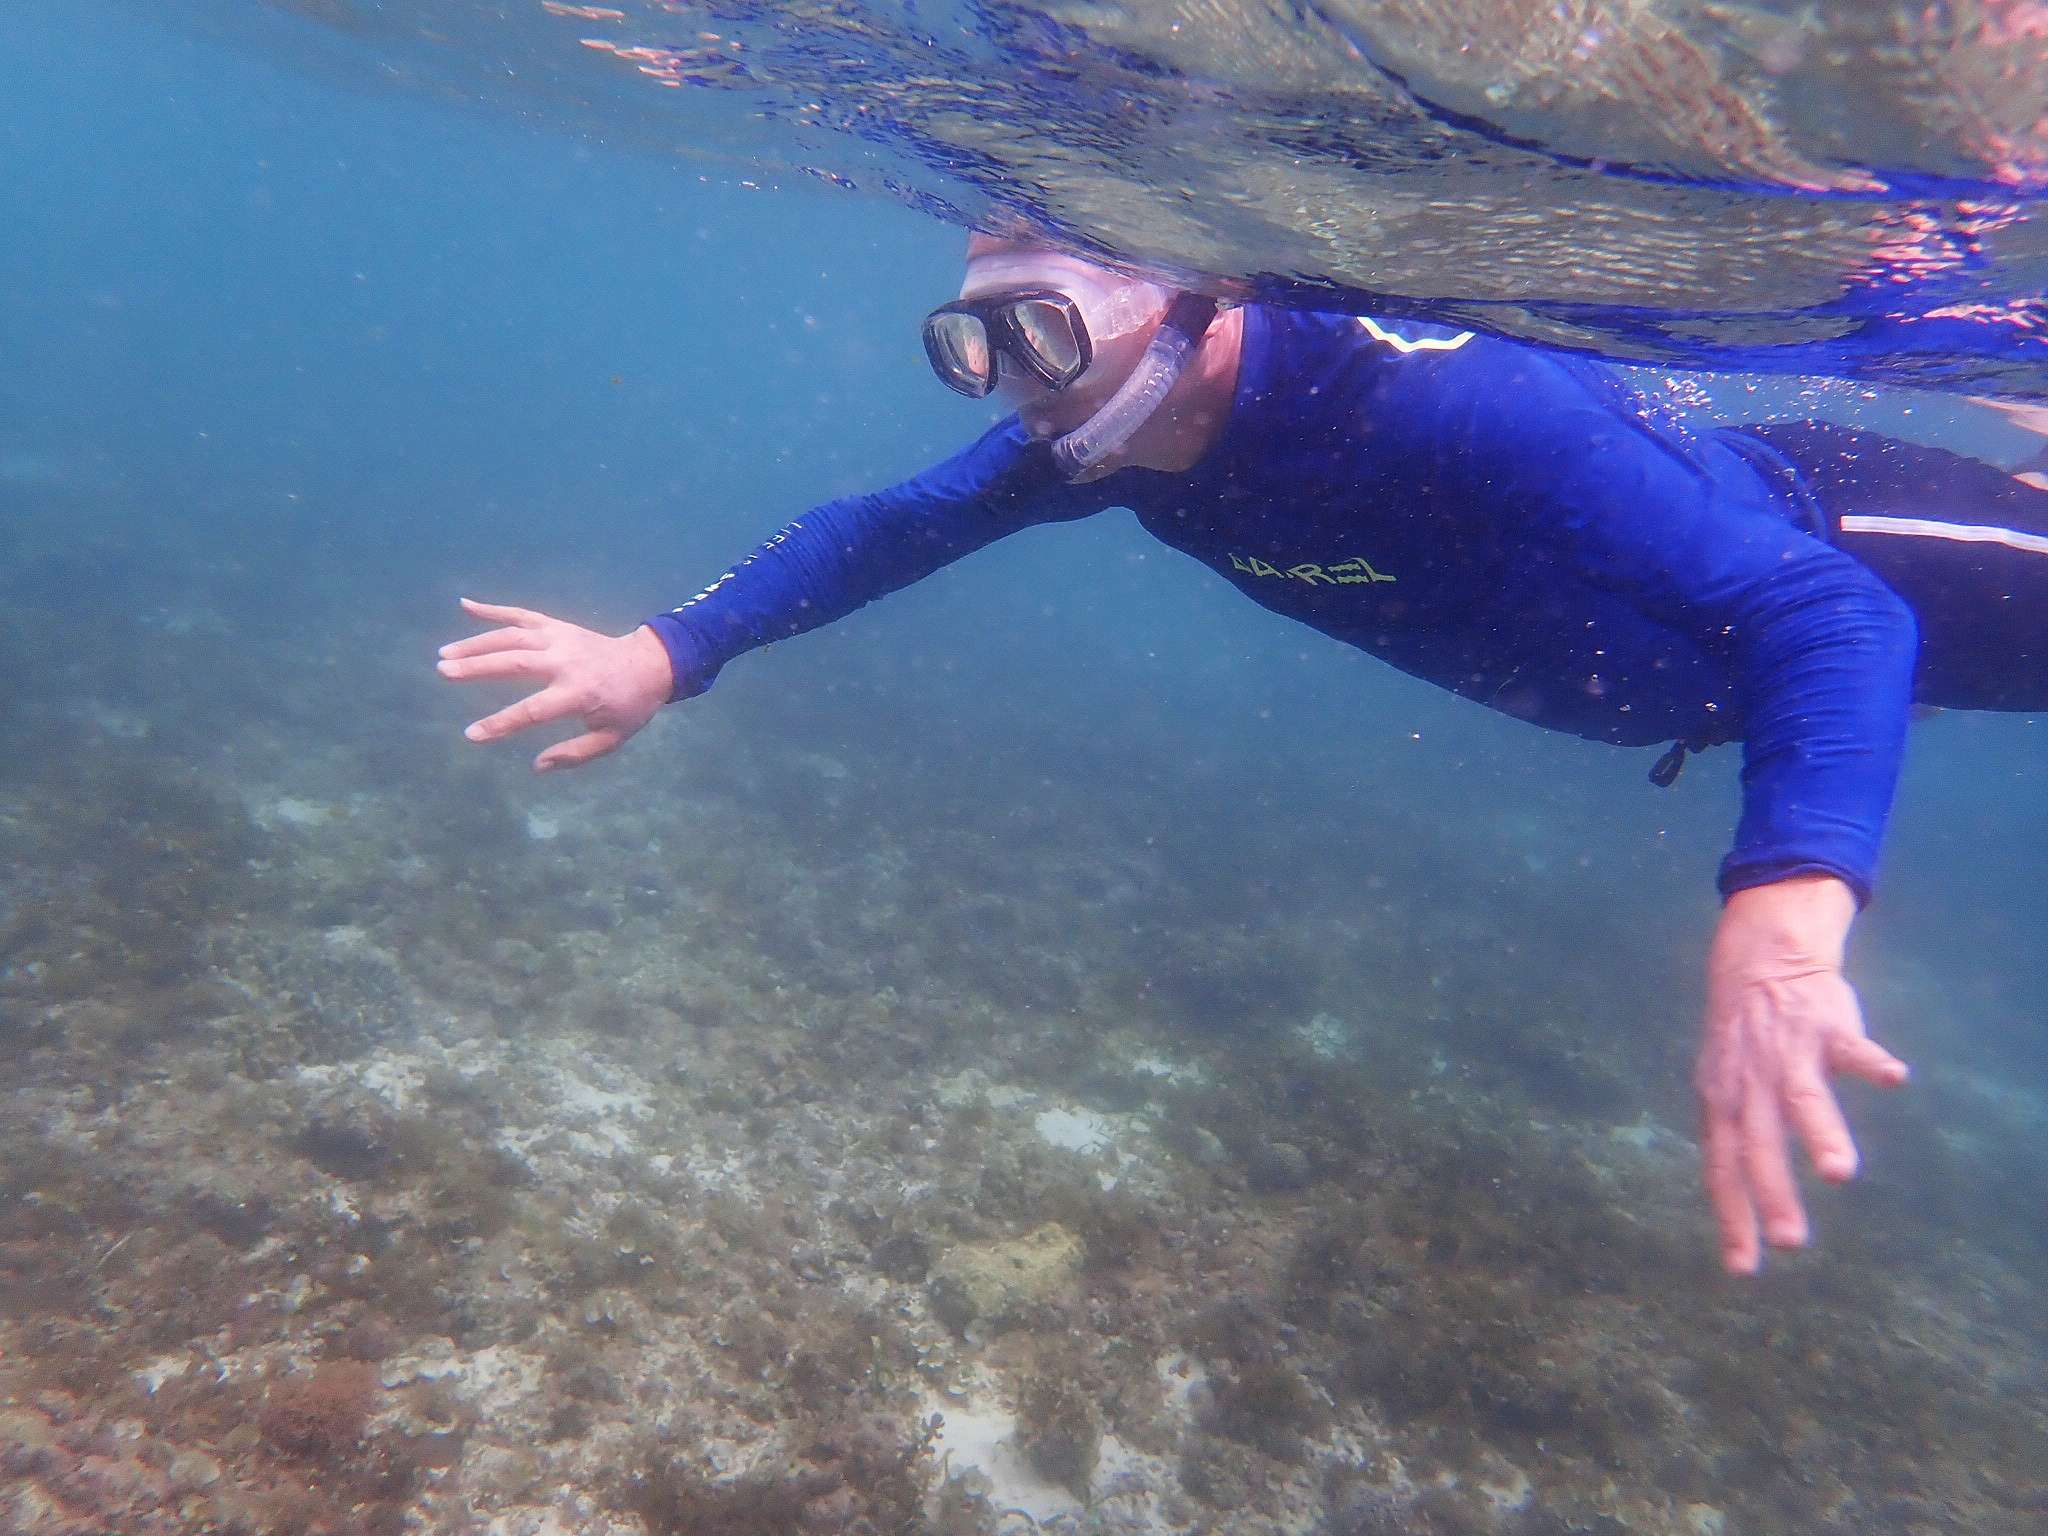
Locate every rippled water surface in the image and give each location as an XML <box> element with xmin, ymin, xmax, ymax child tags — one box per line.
<box><xmin>123</xmin><ymin>0</ymin><xmax>2048</xmax><ymax>392</ymax></box>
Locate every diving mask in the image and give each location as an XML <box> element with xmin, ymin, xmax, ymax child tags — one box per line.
<box><xmin>923</xmin><ymin>253</ymin><xmax>1169</xmax><ymax>400</ymax></box>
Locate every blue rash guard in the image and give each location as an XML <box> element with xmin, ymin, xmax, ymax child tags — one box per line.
<box><xmin>647</xmin><ymin>307</ymin><xmax>1921</xmax><ymax>905</ymax></box>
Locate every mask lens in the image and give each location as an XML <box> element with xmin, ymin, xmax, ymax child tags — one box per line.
<box><xmin>1009</xmin><ymin>297</ymin><xmax>1085</xmax><ymax>385</ymax></box>
<box><xmin>923</xmin><ymin>311</ymin><xmax>994</xmax><ymax>397</ymax></box>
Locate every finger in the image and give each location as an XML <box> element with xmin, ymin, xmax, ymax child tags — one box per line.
<box><xmin>460</xmin><ymin>597</ymin><xmax>550</xmax><ymax>627</ymax></box>
<box><xmin>1780</xmin><ymin>1058</ymin><xmax>1859</xmax><ymax>1183</ymax></box>
<box><xmin>1740</xmin><ymin>1068</ymin><xmax>1810</xmax><ymax>1251</ymax></box>
<box><xmin>1701</xmin><ymin>1108</ymin><xmax>1761</xmax><ymax>1275</ymax></box>
<box><xmin>465</xmin><ymin>685</ymin><xmax>578</xmax><ymax>742</ymax></box>
<box><xmin>535</xmin><ymin>729</ymin><xmax>623</xmax><ymax>772</ymax></box>
<box><xmin>1830</xmin><ymin>1033</ymin><xmax>1910</xmax><ymax>1088</ymax></box>
<box><xmin>438</xmin><ymin>652</ymin><xmax>549</xmax><ymax>684</ymax></box>
<box><xmin>439</xmin><ymin>627</ymin><xmax>541</xmax><ymax>661</ymax></box>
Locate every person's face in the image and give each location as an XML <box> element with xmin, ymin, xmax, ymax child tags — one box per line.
<box><xmin>957</xmin><ymin>237</ymin><xmax>1167</xmax><ymax>438</ymax></box>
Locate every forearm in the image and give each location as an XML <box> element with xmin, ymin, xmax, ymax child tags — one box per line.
<box><xmin>646</xmin><ymin>491</ymin><xmax>979</xmax><ymax>698</ymax></box>
<box><xmin>1719</xmin><ymin>576</ymin><xmax>1918</xmax><ymax>904</ymax></box>
<box><xmin>647</xmin><ymin>420</ymin><xmax>1082</xmax><ymax>699</ymax></box>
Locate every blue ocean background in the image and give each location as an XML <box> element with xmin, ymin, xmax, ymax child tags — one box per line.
<box><xmin>11</xmin><ymin>6</ymin><xmax>2041</xmax><ymax>1052</ymax></box>
<box><xmin>4</xmin><ymin>6</ymin><xmax>2044</xmax><ymax>1534</ymax></box>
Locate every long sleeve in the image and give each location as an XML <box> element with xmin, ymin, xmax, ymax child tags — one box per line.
<box><xmin>1481</xmin><ymin>395</ymin><xmax>1918</xmax><ymax>904</ymax></box>
<box><xmin>645</xmin><ymin>419</ymin><xmax>1113</xmax><ymax>699</ymax></box>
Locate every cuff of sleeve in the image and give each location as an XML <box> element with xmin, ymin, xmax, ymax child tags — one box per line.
<box><xmin>644</xmin><ymin>612</ymin><xmax>725</xmax><ymax>703</ymax></box>
<box><xmin>1717</xmin><ymin>854</ymin><xmax>1874</xmax><ymax>910</ymax></box>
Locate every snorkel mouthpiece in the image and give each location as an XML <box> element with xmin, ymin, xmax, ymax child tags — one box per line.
<box><xmin>1050</xmin><ymin>292</ymin><xmax>1219</xmax><ymax>480</ymax></box>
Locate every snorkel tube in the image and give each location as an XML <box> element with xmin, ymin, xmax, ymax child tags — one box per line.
<box><xmin>1050</xmin><ymin>292</ymin><xmax>1220</xmax><ymax>480</ymax></box>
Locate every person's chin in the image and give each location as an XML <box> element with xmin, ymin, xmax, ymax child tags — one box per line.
<box><xmin>1018</xmin><ymin>403</ymin><xmax>1063</xmax><ymax>440</ymax></box>
<box><xmin>1018</xmin><ymin>397</ymin><xmax>1094</xmax><ymax>440</ymax></box>
<box><xmin>992</xmin><ymin>380</ymin><xmax>1048</xmax><ymax>435</ymax></box>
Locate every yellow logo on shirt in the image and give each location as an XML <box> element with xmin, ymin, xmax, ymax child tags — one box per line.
<box><xmin>1229</xmin><ymin>552</ymin><xmax>1397</xmax><ymax>587</ymax></box>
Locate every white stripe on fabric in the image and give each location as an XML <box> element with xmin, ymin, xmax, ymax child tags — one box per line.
<box><xmin>1356</xmin><ymin>316</ymin><xmax>1474</xmax><ymax>354</ymax></box>
<box><xmin>672</xmin><ymin>523</ymin><xmax>803</xmax><ymax>611</ymax></box>
<box><xmin>1837</xmin><ymin>513</ymin><xmax>2048</xmax><ymax>556</ymax></box>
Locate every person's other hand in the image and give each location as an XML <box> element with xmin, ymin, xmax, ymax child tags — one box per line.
<box><xmin>437</xmin><ymin>598</ymin><xmax>673</xmax><ymax>770</ymax></box>
<box><xmin>1696</xmin><ymin>873</ymin><xmax>1910</xmax><ymax>1274</ymax></box>
<box><xmin>1971</xmin><ymin>395</ymin><xmax>2048</xmax><ymax>489</ymax></box>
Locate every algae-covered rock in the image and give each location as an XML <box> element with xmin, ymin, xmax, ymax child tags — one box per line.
<box><xmin>926</xmin><ymin>1222</ymin><xmax>1083</xmax><ymax>1334</ymax></box>
<box><xmin>1017</xmin><ymin>1370</ymin><xmax>1103</xmax><ymax>1497</ymax></box>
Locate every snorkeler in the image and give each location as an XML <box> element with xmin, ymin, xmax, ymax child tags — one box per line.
<box><xmin>439</xmin><ymin>236</ymin><xmax>2048</xmax><ymax>1275</ymax></box>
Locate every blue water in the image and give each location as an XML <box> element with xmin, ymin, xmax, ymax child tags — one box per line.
<box><xmin>3</xmin><ymin>6</ymin><xmax>2045</xmax><ymax>1535</ymax></box>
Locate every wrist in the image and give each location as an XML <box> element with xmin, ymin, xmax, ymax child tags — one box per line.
<box><xmin>625</xmin><ymin>623</ymin><xmax>679</xmax><ymax>705</ymax></box>
<box><xmin>1718</xmin><ymin>874</ymin><xmax>1855</xmax><ymax>970</ymax></box>
<box><xmin>639</xmin><ymin>614</ymin><xmax>720</xmax><ymax>703</ymax></box>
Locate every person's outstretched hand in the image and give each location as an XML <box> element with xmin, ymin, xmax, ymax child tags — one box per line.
<box><xmin>1696</xmin><ymin>873</ymin><xmax>1910</xmax><ymax>1274</ymax></box>
<box><xmin>438</xmin><ymin>598</ymin><xmax>673</xmax><ymax>770</ymax></box>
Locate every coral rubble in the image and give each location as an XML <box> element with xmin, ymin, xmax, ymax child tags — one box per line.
<box><xmin>1</xmin><ymin>537</ymin><xmax>2044</xmax><ymax>1536</ymax></box>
